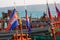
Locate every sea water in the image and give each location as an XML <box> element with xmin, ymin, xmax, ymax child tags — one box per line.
<box><xmin>0</xmin><ymin>4</ymin><xmax>59</xmax><ymax>18</ymax></box>
<box><xmin>0</xmin><ymin>10</ymin><xmax>56</xmax><ymax>18</ymax></box>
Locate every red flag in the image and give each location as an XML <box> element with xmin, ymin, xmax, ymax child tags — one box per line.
<box><xmin>47</xmin><ymin>3</ymin><xmax>53</xmax><ymax>20</ymax></box>
<box><xmin>55</xmin><ymin>3</ymin><xmax>60</xmax><ymax>18</ymax></box>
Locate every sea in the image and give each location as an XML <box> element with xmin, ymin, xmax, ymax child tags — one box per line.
<box><xmin>0</xmin><ymin>4</ymin><xmax>60</xmax><ymax>18</ymax></box>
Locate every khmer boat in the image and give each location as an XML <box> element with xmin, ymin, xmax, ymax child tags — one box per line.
<box><xmin>0</xmin><ymin>0</ymin><xmax>60</xmax><ymax>40</ymax></box>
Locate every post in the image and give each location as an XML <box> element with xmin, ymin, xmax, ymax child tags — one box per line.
<box><xmin>51</xmin><ymin>27</ymin><xmax>56</xmax><ymax>40</ymax></box>
<box><xmin>19</xmin><ymin>19</ymin><xmax>23</xmax><ymax>40</ymax></box>
<box><xmin>16</xmin><ymin>26</ymin><xmax>18</xmax><ymax>40</ymax></box>
<box><xmin>26</xmin><ymin>26</ymin><xmax>28</xmax><ymax>40</ymax></box>
<box><xmin>14</xmin><ymin>34</ymin><xmax>17</xmax><ymax>40</ymax></box>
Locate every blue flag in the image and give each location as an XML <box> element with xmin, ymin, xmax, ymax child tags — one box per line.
<box><xmin>25</xmin><ymin>9</ymin><xmax>31</xmax><ymax>33</ymax></box>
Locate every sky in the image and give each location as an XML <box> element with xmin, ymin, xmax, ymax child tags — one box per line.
<box><xmin>0</xmin><ymin>0</ymin><xmax>60</xmax><ymax>8</ymax></box>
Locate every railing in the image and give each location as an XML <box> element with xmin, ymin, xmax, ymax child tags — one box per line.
<box><xmin>0</xmin><ymin>26</ymin><xmax>50</xmax><ymax>36</ymax></box>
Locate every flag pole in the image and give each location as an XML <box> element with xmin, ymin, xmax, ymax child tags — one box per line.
<box><xmin>51</xmin><ymin>27</ymin><xmax>56</xmax><ymax>40</ymax></box>
<box><xmin>48</xmin><ymin>0</ymin><xmax>56</xmax><ymax>40</ymax></box>
<box><xmin>25</xmin><ymin>10</ymin><xmax>28</xmax><ymax>40</ymax></box>
<box><xmin>46</xmin><ymin>0</ymin><xmax>56</xmax><ymax>40</ymax></box>
<box><xmin>46</xmin><ymin>0</ymin><xmax>48</xmax><ymax>17</ymax></box>
<box><xmin>16</xmin><ymin>11</ymin><xmax>23</xmax><ymax>40</ymax></box>
<box><xmin>13</xmin><ymin>1</ymin><xmax>18</xmax><ymax>40</ymax></box>
<box><xmin>16</xmin><ymin>10</ymin><xmax>23</xmax><ymax>40</ymax></box>
<box><xmin>52</xmin><ymin>0</ymin><xmax>56</xmax><ymax>40</ymax></box>
<box><xmin>18</xmin><ymin>18</ymin><xmax>23</xmax><ymax>40</ymax></box>
<box><xmin>24</xmin><ymin>0</ymin><xmax>28</xmax><ymax>40</ymax></box>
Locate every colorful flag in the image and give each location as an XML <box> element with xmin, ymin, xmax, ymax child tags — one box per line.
<box><xmin>47</xmin><ymin>3</ymin><xmax>53</xmax><ymax>20</ymax></box>
<box><xmin>25</xmin><ymin>9</ymin><xmax>31</xmax><ymax>33</ymax></box>
<box><xmin>6</xmin><ymin>9</ymin><xmax>19</xmax><ymax>31</ymax></box>
<box><xmin>55</xmin><ymin>3</ymin><xmax>60</xmax><ymax>18</ymax></box>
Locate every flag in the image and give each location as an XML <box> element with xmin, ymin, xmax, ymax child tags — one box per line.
<box><xmin>43</xmin><ymin>12</ymin><xmax>46</xmax><ymax>16</ymax></box>
<box><xmin>6</xmin><ymin>9</ymin><xmax>19</xmax><ymax>31</ymax></box>
<box><xmin>55</xmin><ymin>3</ymin><xmax>60</xmax><ymax>18</ymax></box>
<box><xmin>25</xmin><ymin>9</ymin><xmax>31</xmax><ymax>33</ymax></box>
<box><xmin>42</xmin><ymin>12</ymin><xmax>47</xmax><ymax>18</ymax></box>
<box><xmin>47</xmin><ymin>3</ymin><xmax>53</xmax><ymax>20</ymax></box>
<box><xmin>43</xmin><ymin>12</ymin><xmax>47</xmax><ymax>17</ymax></box>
